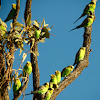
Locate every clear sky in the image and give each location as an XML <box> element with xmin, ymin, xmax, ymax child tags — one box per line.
<box><xmin>0</xmin><ymin>0</ymin><xmax>100</xmax><ymax>100</ymax></box>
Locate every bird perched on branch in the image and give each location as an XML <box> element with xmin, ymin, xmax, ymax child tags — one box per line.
<box><xmin>44</xmin><ymin>88</ymin><xmax>54</xmax><ymax>100</ymax></box>
<box><xmin>35</xmin><ymin>29</ymin><xmax>41</xmax><ymax>40</ymax></box>
<box><xmin>61</xmin><ymin>65</ymin><xmax>74</xmax><ymax>77</ymax></box>
<box><xmin>70</xmin><ymin>15</ymin><xmax>94</xmax><ymax>31</ymax></box>
<box><xmin>50</xmin><ymin>74</ymin><xmax>57</xmax><ymax>85</ymax></box>
<box><xmin>23</xmin><ymin>61</ymin><xmax>32</xmax><ymax>77</ymax></box>
<box><xmin>73</xmin><ymin>47</ymin><xmax>86</xmax><ymax>66</ymax></box>
<box><xmin>50</xmin><ymin>74</ymin><xmax>58</xmax><ymax>90</ymax></box>
<box><xmin>22</xmin><ymin>61</ymin><xmax>32</xmax><ymax>83</ymax></box>
<box><xmin>13</xmin><ymin>78</ymin><xmax>21</xmax><ymax>94</ymax></box>
<box><xmin>25</xmin><ymin>82</ymin><xmax>49</xmax><ymax>95</ymax></box>
<box><xmin>74</xmin><ymin>0</ymin><xmax>96</xmax><ymax>24</ymax></box>
<box><xmin>4</xmin><ymin>3</ymin><xmax>16</xmax><ymax>22</ymax></box>
<box><xmin>55</xmin><ymin>70</ymin><xmax>61</xmax><ymax>83</ymax></box>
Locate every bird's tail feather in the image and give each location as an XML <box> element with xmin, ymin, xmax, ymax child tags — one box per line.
<box><xmin>73</xmin><ymin>14</ymin><xmax>84</xmax><ymax>24</ymax></box>
<box><xmin>73</xmin><ymin>63</ymin><xmax>75</xmax><ymax>66</ymax></box>
<box><xmin>69</xmin><ymin>25</ymin><xmax>82</xmax><ymax>32</ymax></box>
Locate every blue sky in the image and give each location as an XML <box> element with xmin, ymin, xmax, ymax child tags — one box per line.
<box><xmin>0</xmin><ymin>0</ymin><xmax>100</xmax><ymax>100</ymax></box>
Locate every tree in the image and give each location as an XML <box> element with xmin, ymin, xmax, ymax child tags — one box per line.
<box><xmin>0</xmin><ymin>0</ymin><xmax>98</xmax><ymax>100</ymax></box>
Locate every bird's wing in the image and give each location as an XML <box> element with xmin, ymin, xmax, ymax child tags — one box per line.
<box><xmin>84</xmin><ymin>4</ymin><xmax>90</xmax><ymax>12</ymax></box>
<box><xmin>4</xmin><ymin>8</ymin><xmax>16</xmax><ymax>22</ymax></box>
<box><xmin>81</xmin><ymin>17</ymin><xmax>90</xmax><ymax>26</ymax></box>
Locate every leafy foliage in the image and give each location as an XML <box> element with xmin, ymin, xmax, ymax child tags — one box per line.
<box><xmin>0</xmin><ymin>17</ymin><xmax>53</xmax><ymax>96</ymax></box>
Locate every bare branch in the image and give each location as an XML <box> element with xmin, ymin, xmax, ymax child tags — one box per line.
<box><xmin>50</xmin><ymin>2</ymin><xmax>97</xmax><ymax>100</ymax></box>
<box><xmin>24</xmin><ymin>0</ymin><xmax>40</xmax><ymax>93</ymax></box>
<box><xmin>24</xmin><ymin>0</ymin><xmax>32</xmax><ymax>25</ymax></box>
<box><xmin>13</xmin><ymin>0</ymin><xmax>20</xmax><ymax>23</ymax></box>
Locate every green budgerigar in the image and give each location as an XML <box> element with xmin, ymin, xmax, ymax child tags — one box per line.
<box><xmin>13</xmin><ymin>78</ymin><xmax>21</xmax><ymax>94</ymax></box>
<box><xmin>23</xmin><ymin>61</ymin><xmax>32</xmax><ymax>77</ymax></box>
<box><xmin>25</xmin><ymin>82</ymin><xmax>49</xmax><ymax>95</ymax></box>
<box><xmin>50</xmin><ymin>74</ymin><xmax>58</xmax><ymax>90</ymax></box>
<box><xmin>44</xmin><ymin>88</ymin><xmax>54</xmax><ymax>100</ymax></box>
<box><xmin>50</xmin><ymin>74</ymin><xmax>57</xmax><ymax>85</ymax></box>
<box><xmin>55</xmin><ymin>70</ymin><xmax>61</xmax><ymax>83</ymax></box>
<box><xmin>4</xmin><ymin>4</ymin><xmax>16</xmax><ymax>22</ymax></box>
<box><xmin>70</xmin><ymin>15</ymin><xmax>94</xmax><ymax>31</ymax></box>
<box><xmin>35</xmin><ymin>30</ymin><xmax>41</xmax><ymax>40</ymax></box>
<box><xmin>73</xmin><ymin>47</ymin><xmax>86</xmax><ymax>66</ymax></box>
<box><xmin>74</xmin><ymin>1</ymin><xmax>96</xmax><ymax>24</ymax></box>
<box><xmin>61</xmin><ymin>65</ymin><xmax>74</xmax><ymax>77</ymax></box>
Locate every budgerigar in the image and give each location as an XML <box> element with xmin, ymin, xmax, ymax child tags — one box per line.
<box><xmin>22</xmin><ymin>61</ymin><xmax>32</xmax><ymax>83</ymax></box>
<box><xmin>13</xmin><ymin>78</ymin><xmax>21</xmax><ymax>94</ymax></box>
<box><xmin>4</xmin><ymin>4</ymin><xmax>16</xmax><ymax>22</ymax></box>
<box><xmin>55</xmin><ymin>70</ymin><xmax>61</xmax><ymax>83</ymax></box>
<box><xmin>61</xmin><ymin>65</ymin><xmax>74</xmax><ymax>77</ymax></box>
<box><xmin>70</xmin><ymin>15</ymin><xmax>94</xmax><ymax>31</ymax></box>
<box><xmin>35</xmin><ymin>30</ymin><xmax>41</xmax><ymax>40</ymax></box>
<box><xmin>23</xmin><ymin>61</ymin><xmax>32</xmax><ymax>77</ymax></box>
<box><xmin>44</xmin><ymin>88</ymin><xmax>54</xmax><ymax>100</ymax></box>
<box><xmin>74</xmin><ymin>1</ymin><xmax>96</xmax><ymax>24</ymax></box>
<box><xmin>73</xmin><ymin>47</ymin><xmax>86</xmax><ymax>66</ymax></box>
<box><xmin>50</xmin><ymin>74</ymin><xmax>58</xmax><ymax>90</ymax></box>
<box><xmin>50</xmin><ymin>74</ymin><xmax>57</xmax><ymax>85</ymax></box>
<box><xmin>25</xmin><ymin>82</ymin><xmax>49</xmax><ymax>95</ymax></box>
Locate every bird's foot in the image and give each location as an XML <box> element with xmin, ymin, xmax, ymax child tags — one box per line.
<box><xmin>65</xmin><ymin>76</ymin><xmax>68</xmax><ymax>79</ymax></box>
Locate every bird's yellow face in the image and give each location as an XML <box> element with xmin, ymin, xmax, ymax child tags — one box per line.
<box><xmin>91</xmin><ymin>0</ymin><xmax>97</xmax><ymax>4</ymax></box>
<box><xmin>12</xmin><ymin>4</ymin><xmax>16</xmax><ymax>9</ymax></box>
<box><xmin>67</xmin><ymin>65</ymin><xmax>74</xmax><ymax>71</ymax></box>
<box><xmin>14</xmin><ymin>78</ymin><xmax>20</xmax><ymax>84</ymax></box>
<box><xmin>44</xmin><ymin>83</ymin><xmax>49</xmax><ymax>88</ymax></box>
<box><xmin>80</xmin><ymin>47</ymin><xmax>86</xmax><ymax>53</ymax></box>
<box><xmin>49</xmin><ymin>88</ymin><xmax>54</xmax><ymax>94</ymax></box>
<box><xmin>55</xmin><ymin>70</ymin><xmax>60</xmax><ymax>75</ymax></box>
<box><xmin>80</xmin><ymin>47</ymin><xmax>86</xmax><ymax>51</ymax></box>
<box><xmin>51</xmin><ymin>75</ymin><xmax>56</xmax><ymax>79</ymax></box>
<box><xmin>26</xmin><ymin>61</ymin><xmax>32</xmax><ymax>67</ymax></box>
<box><xmin>89</xmin><ymin>15</ymin><xmax>94</xmax><ymax>19</ymax></box>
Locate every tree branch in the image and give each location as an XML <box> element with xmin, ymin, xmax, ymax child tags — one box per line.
<box><xmin>24</xmin><ymin>0</ymin><xmax>40</xmax><ymax>99</ymax></box>
<box><xmin>50</xmin><ymin>0</ymin><xmax>97</xmax><ymax>99</ymax></box>
<box><xmin>13</xmin><ymin>0</ymin><xmax>20</xmax><ymax>23</ymax></box>
<box><xmin>24</xmin><ymin>0</ymin><xmax>32</xmax><ymax>25</ymax></box>
<box><xmin>0</xmin><ymin>0</ymin><xmax>20</xmax><ymax>100</ymax></box>
<box><xmin>31</xmin><ymin>41</ymin><xmax>40</xmax><ymax>100</ymax></box>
